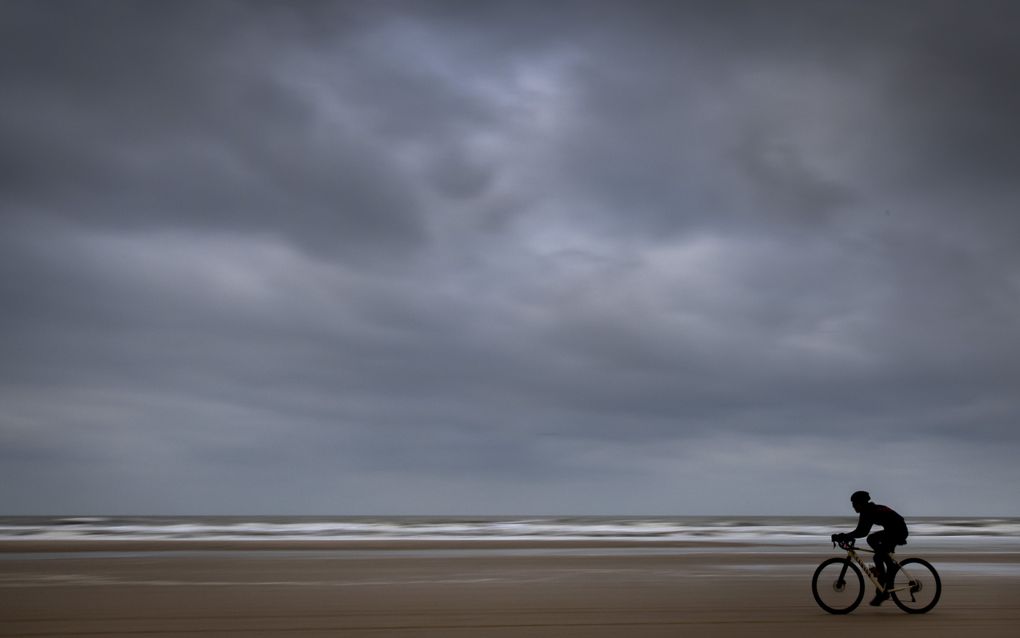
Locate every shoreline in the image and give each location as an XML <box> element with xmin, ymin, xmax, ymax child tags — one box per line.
<box><xmin>2</xmin><ymin>538</ymin><xmax>1019</xmax><ymax>564</ymax></box>
<box><xmin>0</xmin><ymin>538</ymin><xmax>746</xmax><ymax>547</ymax></box>
<box><xmin>0</xmin><ymin>538</ymin><xmax>757</xmax><ymax>553</ymax></box>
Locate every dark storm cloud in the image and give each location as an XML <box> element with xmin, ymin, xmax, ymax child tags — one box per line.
<box><xmin>2</xmin><ymin>1</ymin><xmax>1019</xmax><ymax>514</ymax></box>
<box><xmin>1</xmin><ymin>0</ymin><xmax>429</xmax><ymax>257</ymax></box>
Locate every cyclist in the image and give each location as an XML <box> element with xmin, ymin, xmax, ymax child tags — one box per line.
<box><xmin>831</xmin><ymin>491</ymin><xmax>909</xmax><ymax>606</ymax></box>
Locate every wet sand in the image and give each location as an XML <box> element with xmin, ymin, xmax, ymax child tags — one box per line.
<box><xmin>2</xmin><ymin>541</ymin><xmax>1018</xmax><ymax>637</ymax></box>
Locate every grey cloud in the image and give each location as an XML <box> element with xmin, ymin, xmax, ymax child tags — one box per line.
<box><xmin>2</xmin><ymin>1</ymin><xmax>1019</xmax><ymax>515</ymax></box>
<box><xmin>1</xmin><ymin>1</ymin><xmax>429</xmax><ymax>260</ymax></box>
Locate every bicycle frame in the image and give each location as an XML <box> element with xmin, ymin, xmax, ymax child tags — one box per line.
<box><xmin>839</xmin><ymin>543</ymin><xmax>910</xmax><ymax>596</ymax></box>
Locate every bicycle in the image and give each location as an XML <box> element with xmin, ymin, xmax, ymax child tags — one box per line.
<box><xmin>811</xmin><ymin>537</ymin><xmax>941</xmax><ymax>614</ymax></box>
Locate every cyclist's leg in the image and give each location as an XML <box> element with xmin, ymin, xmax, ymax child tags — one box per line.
<box><xmin>867</xmin><ymin>532</ymin><xmax>893</xmax><ymax>587</ymax></box>
<box><xmin>867</xmin><ymin>531</ymin><xmax>896</xmax><ymax>605</ymax></box>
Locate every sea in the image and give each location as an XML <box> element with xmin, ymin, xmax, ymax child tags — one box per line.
<box><xmin>2</xmin><ymin>516</ymin><xmax>1019</xmax><ymax>549</ymax></box>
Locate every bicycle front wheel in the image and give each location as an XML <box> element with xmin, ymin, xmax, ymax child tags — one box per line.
<box><xmin>890</xmin><ymin>558</ymin><xmax>941</xmax><ymax>613</ymax></box>
<box><xmin>812</xmin><ymin>558</ymin><xmax>864</xmax><ymax>614</ymax></box>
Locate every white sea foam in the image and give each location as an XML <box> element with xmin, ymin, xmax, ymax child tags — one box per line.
<box><xmin>2</xmin><ymin>516</ymin><xmax>1019</xmax><ymax>545</ymax></box>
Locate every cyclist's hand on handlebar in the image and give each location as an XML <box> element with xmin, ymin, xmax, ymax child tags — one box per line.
<box><xmin>831</xmin><ymin>533</ymin><xmax>852</xmax><ymax>547</ymax></box>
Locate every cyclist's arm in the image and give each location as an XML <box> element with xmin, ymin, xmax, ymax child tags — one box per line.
<box><xmin>848</xmin><ymin>512</ymin><xmax>872</xmax><ymax>538</ymax></box>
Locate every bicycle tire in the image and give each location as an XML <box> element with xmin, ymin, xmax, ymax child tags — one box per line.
<box><xmin>890</xmin><ymin>557</ymin><xmax>941</xmax><ymax>614</ymax></box>
<box><xmin>812</xmin><ymin>558</ymin><xmax>865</xmax><ymax>614</ymax></box>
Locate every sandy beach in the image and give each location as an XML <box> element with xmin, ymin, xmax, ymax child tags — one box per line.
<box><xmin>2</xmin><ymin>541</ymin><xmax>1019</xmax><ymax>637</ymax></box>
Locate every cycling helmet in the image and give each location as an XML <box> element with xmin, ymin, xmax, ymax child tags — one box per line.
<box><xmin>850</xmin><ymin>490</ymin><xmax>871</xmax><ymax>505</ymax></box>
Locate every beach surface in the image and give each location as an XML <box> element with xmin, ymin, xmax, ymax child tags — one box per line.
<box><xmin>2</xmin><ymin>541</ymin><xmax>1018</xmax><ymax>637</ymax></box>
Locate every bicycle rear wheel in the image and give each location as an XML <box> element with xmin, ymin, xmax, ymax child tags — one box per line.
<box><xmin>890</xmin><ymin>557</ymin><xmax>941</xmax><ymax>613</ymax></box>
<box><xmin>812</xmin><ymin>558</ymin><xmax>864</xmax><ymax>614</ymax></box>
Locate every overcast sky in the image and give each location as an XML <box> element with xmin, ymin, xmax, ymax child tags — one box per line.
<box><xmin>2</xmin><ymin>0</ymin><xmax>1018</xmax><ymax>517</ymax></box>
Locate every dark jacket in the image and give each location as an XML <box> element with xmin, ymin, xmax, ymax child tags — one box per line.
<box><xmin>850</xmin><ymin>503</ymin><xmax>908</xmax><ymax>541</ymax></box>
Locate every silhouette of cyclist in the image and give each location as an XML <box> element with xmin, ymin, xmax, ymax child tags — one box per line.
<box><xmin>831</xmin><ymin>491</ymin><xmax>909</xmax><ymax>606</ymax></box>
